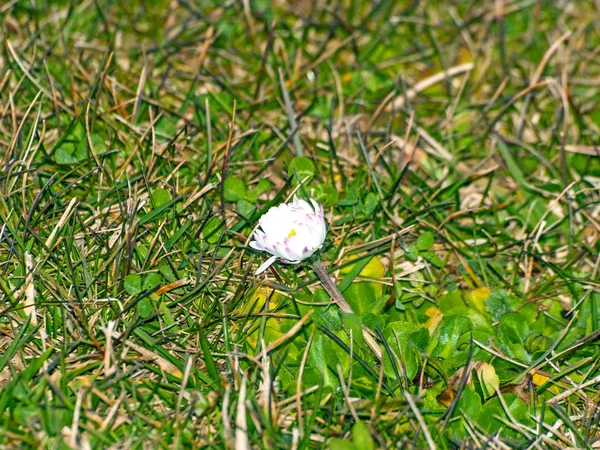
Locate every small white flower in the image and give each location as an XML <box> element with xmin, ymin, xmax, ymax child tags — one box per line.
<box><xmin>250</xmin><ymin>196</ymin><xmax>327</xmax><ymax>275</ymax></box>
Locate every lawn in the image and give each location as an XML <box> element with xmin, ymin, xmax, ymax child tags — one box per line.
<box><xmin>1</xmin><ymin>0</ymin><xmax>600</xmax><ymax>448</ymax></box>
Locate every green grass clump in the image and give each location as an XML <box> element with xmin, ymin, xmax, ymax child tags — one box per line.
<box><xmin>1</xmin><ymin>0</ymin><xmax>600</xmax><ymax>448</ymax></box>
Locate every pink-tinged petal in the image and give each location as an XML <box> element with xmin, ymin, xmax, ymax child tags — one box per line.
<box><xmin>249</xmin><ymin>241</ymin><xmax>265</xmax><ymax>251</ymax></box>
<box><xmin>252</xmin><ymin>196</ymin><xmax>327</xmax><ymax>268</ymax></box>
<box><xmin>309</xmin><ymin>198</ymin><xmax>321</xmax><ymax>213</ymax></box>
<box><xmin>255</xmin><ymin>255</ymin><xmax>279</xmax><ymax>275</ymax></box>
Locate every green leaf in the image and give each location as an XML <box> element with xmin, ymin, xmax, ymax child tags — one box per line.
<box><xmin>343</xmin><ymin>283</ymin><xmax>380</xmax><ymax>316</ymax></box>
<box><xmin>158</xmin><ymin>301</ymin><xmax>177</xmax><ymax>329</ymax></box>
<box><xmin>309</xmin><ymin>290</ymin><xmax>342</xmax><ymax>331</ymax></box>
<box><xmin>155</xmin><ymin>116</ymin><xmax>178</xmax><ymax>138</ymax></box>
<box><xmin>438</xmin><ymin>291</ymin><xmax>467</xmax><ymax>313</ymax></box>
<box><xmin>339</xmin><ymin>257</ymin><xmax>373</xmax><ymax>293</ymax></box>
<box><xmin>485</xmin><ymin>291</ymin><xmax>511</xmax><ymax>322</ymax></box>
<box><xmin>352</xmin><ymin>421</ymin><xmax>374</xmax><ymax>450</ymax></box>
<box><xmin>256</xmin><ymin>178</ymin><xmax>272</xmax><ymax>194</ymax></box>
<box><xmin>362</xmin><ymin>313</ymin><xmax>385</xmax><ymax>332</ymax></box>
<box><xmin>416</xmin><ymin>231</ymin><xmax>434</xmax><ymax>251</ymax></box>
<box><xmin>53</xmin><ymin>120</ymin><xmax>106</xmax><ymax>165</ymax></box>
<box><xmin>151</xmin><ymin>188</ymin><xmax>171</xmax><ymax>209</ymax></box>
<box><xmin>159</xmin><ymin>261</ymin><xmax>177</xmax><ymax>282</ymax></box>
<box><xmin>448</xmin><ymin>385</ymin><xmax>482</xmax><ymax>439</ymax></box>
<box><xmin>137</xmin><ymin>298</ymin><xmax>154</xmax><ymax>318</ymax></box>
<box><xmin>247</xmin><ymin>178</ymin><xmax>272</xmax><ymax>202</ymax></box>
<box><xmin>308</xmin><ymin>333</ymin><xmax>338</xmax><ymax>388</ymax></box>
<box><xmin>363</xmin><ymin>192</ymin><xmax>379</xmax><ymax>216</ymax></box>
<box><xmin>405</xmin><ymin>245</ymin><xmax>419</xmax><ymax>261</ymax></box>
<box><xmin>328</xmin><ymin>439</ymin><xmax>355</xmax><ymax>450</ymax></box>
<box><xmin>342</xmin><ymin>313</ymin><xmax>363</xmax><ymax>347</ymax></box>
<box><xmin>476</xmin><ymin>362</ymin><xmax>500</xmax><ymax>399</ymax></box>
<box><xmin>237</xmin><ymin>199</ymin><xmax>255</xmax><ymax>218</ymax></box>
<box><xmin>499</xmin><ymin>312</ymin><xmax>530</xmax><ymax>345</ymax></box>
<box><xmin>224</xmin><ymin>177</ymin><xmax>246</xmax><ymax>202</ymax></box>
<box><xmin>288</xmin><ymin>156</ymin><xmax>315</xmax><ymax>183</ymax></box>
<box><xmin>458</xmin><ymin>385</ymin><xmax>482</xmax><ymax>420</ymax></box>
<box><xmin>124</xmin><ymin>274</ymin><xmax>142</xmax><ymax>295</ymax></box>
<box><xmin>138</xmin><ymin>197</ymin><xmax>181</xmax><ymax>226</ymax></box>
<box><xmin>312</xmin><ymin>184</ymin><xmax>339</xmax><ymax>206</ymax></box>
<box><xmin>143</xmin><ymin>272</ymin><xmax>162</xmax><ymax>291</ymax></box>
<box><xmin>382</xmin><ymin>321</ymin><xmax>421</xmax><ymax>381</ymax></box>
<box><xmin>203</xmin><ymin>217</ymin><xmax>223</xmax><ymax>244</ymax></box>
<box><xmin>422</xmin><ymin>250</ymin><xmax>443</xmax><ymax>268</ymax></box>
<box><xmin>409</xmin><ymin>328</ymin><xmax>430</xmax><ymax>352</ymax></box>
<box><xmin>524</xmin><ymin>332</ymin><xmax>551</xmax><ymax>354</ymax></box>
<box><xmin>479</xmin><ymin>394</ymin><xmax>533</xmax><ymax>436</ymax></box>
<box><xmin>429</xmin><ymin>315</ymin><xmax>473</xmax><ymax>361</ymax></box>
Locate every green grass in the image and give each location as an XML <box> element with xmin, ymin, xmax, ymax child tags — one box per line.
<box><xmin>1</xmin><ymin>0</ymin><xmax>600</xmax><ymax>448</ymax></box>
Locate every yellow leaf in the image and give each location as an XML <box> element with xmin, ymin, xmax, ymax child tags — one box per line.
<box><xmin>424</xmin><ymin>308</ymin><xmax>443</xmax><ymax>335</ymax></box>
<box><xmin>468</xmin><ymin>287</ymin><xmax>490</xmax><ymax>313</ymax></box>
<box><xmin>531</xmin><ymin>372</ymin><xmax>549</xmax><ymax>386</ymax></box>
<box><xmin>475</xmin><ymin>361</ymin><xmax>499</xmax><ymax>399</ymax></box>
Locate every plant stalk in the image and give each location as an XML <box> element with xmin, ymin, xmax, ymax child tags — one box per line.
<box><xmin>311</xmin><ymin>261</ymin><xmax>353</xmax><ymax>314</ymax></box>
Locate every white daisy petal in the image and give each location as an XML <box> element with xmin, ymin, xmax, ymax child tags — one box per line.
<box><xmin>251</xmin><ymin>196</ymin><xmax>327</xmax><ymax>274</ymax></box>
<box><xmin>255</xmin><ymin>255</ymin><xmax>279</xmax><ymax>275</ymax></box>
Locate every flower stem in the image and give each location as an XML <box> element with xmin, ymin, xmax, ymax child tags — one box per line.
<box><xmin>310</xmin><ymin>261</ymin><xmax>353</xmax><ymax>314</ymax></box>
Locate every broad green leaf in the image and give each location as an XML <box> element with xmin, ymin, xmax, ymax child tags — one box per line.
<box><xmin>524</xmin><ymin>332</ymin><xmax>551</xmax><ymax>354</ymax></box>
<box><xmin>159</xmin><ymin>261</ymin><xmax>177</xmax><ymax>282</ymax></box>
<box><xmin>143</xmin><ymin>272</ymin><xmax>162</xmax><ymax>291</ymax></box>
<box><xmin>203</xmin><ymin>217</ymin><xmax>223</xmax><ymax>244</ymax></box>
<box><xmin>448</xmin><ymin>385</ymin><xmax>482</xmax><ymax>439</ymax></box>
<box><xmin>409</xmin><ymin>328</ymin><xmax>430</xmax><ymax>352</ymax></box>
<box><xmin>344</xmin><ymin>283</ymin><xmax>380</xmax><ymax>316</ymax></box>
<box><xmin>329</xmin><ymin>439</ymin><xmax>355</xmax><ymax>450</ymax></box>
<box><xmin>342</xmin><ymin>313</ymin><xmax>363</xmax><ymax>347</ymax></box>
<box><xmin>416</xmin><ymin>231</ymin><xmax>434</xmax><ymax>251</ymax></box>
<box><xmin>124</xmin><ymin>274</ymin><xmax>142</xmax><ymax>295</ymax></box>
<box><xmin>457</xmin><ymin>385</ymin><xmax>482</xmax><ymax>420</ymax></box>
<box><xmin>312</xmin><ymin>183</ymin><xmax>339</xmax><ymax>206</ymax></box>
<box><xmin>362</xmin><ymin>313</ymin><xmax>385</xmax><ymax>332</ymax></box>
<box><xmin>499</xmin><ymin>312</ymin><xmax>530</xmax><ymax>345</ymax></box>
<box><xmin>466</xmin><ymin>287</ymin><xmax>490</xmax><ymax>314</ymax></box>
<box><xmin>438</xmin><ymin>291</ymin><xmax>466</xmax><ymax>313</ymax></box>
<box><xmin>405</xmin><ymin>245</ymin><xmax>419</xmax><ymax>261</ymax></box>
<box><xmin>382</xmin><ymin>321</ymin><xmax>421</xmax><ymax>381</ymax></box>
<box><xmin>352</xmin><ymin>421</ymin><xmax>374</xmax><ymax>450</ymax></box>
<box><xmin>256</xmin><ymin>178</ymin><xmax>272</xmax><ymax>194</ymax></box>
<box><xmin>308</xmin><ymin>333</ymin><xmax>338</xmax><ymax>388</ymax></box>
<box><xmin>237</xmin><ymin>199</ymin><xmax>255</xmax><ymax>217</ymax></box>
<box><xmin>485</xmin><ymin>291</ymin><xmax>511</xmax><ymax>321</ymax></box>
<box><xmin>429</xmin><ymin>315</ymin><xmax>473</xmax><ymax>360</ymax></box>
<box><xmin>247</xmin><ymin>179</ymin><xmax>271</xmax><ymax>202</ymax></box>
<box><xmin>137</xmin><ymin>298</ymin><xmax>154</xmax><ymax>318</ymax></box>
<box><xmin>223</xmin><ymin>177</ymin><xmax>246</xmax><ymax>202</ymax></box>
<box><xmin>363</xmin><ymin>192</ymin><xmax>379</xmax><ymax>216</ymax></box>
<box><xmin>480</xmin><ymin>394</ymin><xmax>533</xmax><ymax>436</ymax></box>
<box><xmin>155</xmin><ymin>116</ymin><xmax>178</xmax><ymax>138</ymax></box>
<box><xmin>158</xmin><ymin>301</ymin><xmax>177</xmax><ymax>328</ymax></box>
<box><xmin>53</xmin><ymin>120</ymin><xmax>106</xmax><ymax>165</ymax></box>
<box><xmin>151</xmin><ymin>188</ymin><xmax>171</xmax><ymax>209</ymax></box>
<box><xmin>422</xmin><ymin>250</ymin><xmax>443</xmax><ymax>268</ymax></box>
<box><xmin>289</xmin><ymin>156</ymin><xmax>315</xmax><ymax>183</ymax></box>
<box><xmin>295</xmin><ymin>289</ymin><xmax>342</xmax><ymax>331</ymax></box>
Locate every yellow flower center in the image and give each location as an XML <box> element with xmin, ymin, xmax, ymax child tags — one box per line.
<box><xmin>287</xmin><ymin>228</ymin><xmax>297</xmax><ymax>238</ymax></box>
